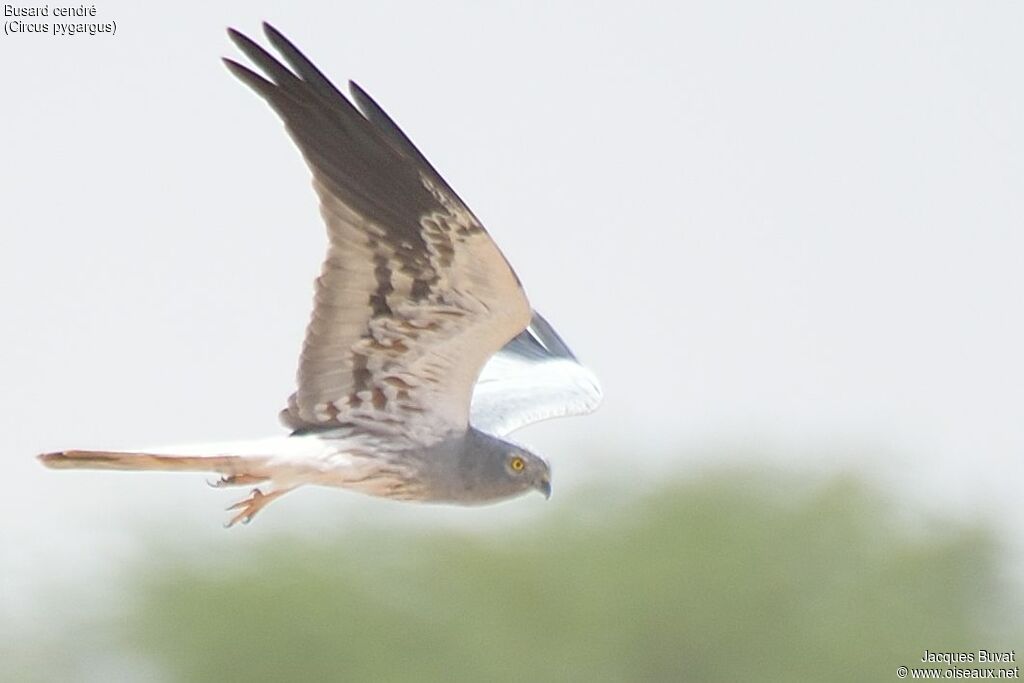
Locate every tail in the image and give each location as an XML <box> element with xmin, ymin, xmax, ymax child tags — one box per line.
<box><xmin>38</xmin><ymin>450</ymin><xmax>269</xmax><ymax>476</ymax></box>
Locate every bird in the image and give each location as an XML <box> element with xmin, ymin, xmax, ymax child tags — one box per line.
<box><xmin>37</xmin><ymin>23</ymin><xmax>602</xmax><ymax>526</ymax></box>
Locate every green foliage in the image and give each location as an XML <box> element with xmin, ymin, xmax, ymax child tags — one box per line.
<box><xmin>112</xmin><ymin>472</ymin><xmax>1017</xmax><ymax>682</ymax></box>
<box><xmin>5</xmin><ymin>470</ymin><xmax>1018</xmax><ymax>682</ymax></box>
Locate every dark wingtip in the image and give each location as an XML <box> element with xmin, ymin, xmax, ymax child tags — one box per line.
<box><xmin>261</xmin><ymin>22</ymin><xmax>305</xmax><ymax>70</ymax></box>
<box><xmin>529</xmin><ymin>311</ymin><xmax>579</xmax><ymax>360</ymax></box>
<box><xmin>348</xmin><ymin>80</ymin><xmax>368</xmax><ymax>109</ymax></box>
<box><xmin>226</xmin><ymin>26</ymin><xmax>247</xmax><ymax>47</ymax></box>
<box><xmin>262</xmin><ymin>21</ymin><xmax>284</xmax><ymax>42</ymax></box>
<box><xmin>227</xmin><ymin>23</ymin><xmax>281</xmax><ymax>42</ymax></box>
<box><xmin>221</xmin><ymin>57</ymin><xmax>252</xmax><ymax>80</ymax></box>
<box><xmin>222</xmin><ymin>57</ymin><xmax>277</xmax><ymax>101</ymax></box>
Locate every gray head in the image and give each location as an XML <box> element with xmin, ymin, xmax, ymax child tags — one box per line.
<box><xmin>430</xmin><ymin>427</ymin><xmax>551</xmax><ymax>504</ymax></box>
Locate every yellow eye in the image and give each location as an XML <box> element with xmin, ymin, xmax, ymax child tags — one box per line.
<box><xmin>510</xmin><ymin>456</ymin><xmax>525</xmax><ymax>472</ymax></box>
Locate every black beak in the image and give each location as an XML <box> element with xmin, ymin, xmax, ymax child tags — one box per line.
<box><xmin>536</xmin><ymin>478</ymin><xmax>552</xmax><ymax>500</ymax></box>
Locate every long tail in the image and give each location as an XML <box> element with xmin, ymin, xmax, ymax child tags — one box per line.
<box><xmin>38</xmin><ymin>450</ymin><xmax>269</xmax><ymax>476</ymax></box>
<box><xmin>37</xmin><ymin>437</ymin><xmax>307</xmax><ymax>526</ymax></box>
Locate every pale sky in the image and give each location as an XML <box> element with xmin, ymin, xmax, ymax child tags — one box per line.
<box><xmin>2</xmin><ymin>1</ymin><xmax>1023</xmax><ymax>624</ymax></box>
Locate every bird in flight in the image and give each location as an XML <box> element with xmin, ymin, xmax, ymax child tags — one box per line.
<box><xmin>38</xmin><ymin>23</ymin><xmax>601</xmax><ymax>526</ymax></box>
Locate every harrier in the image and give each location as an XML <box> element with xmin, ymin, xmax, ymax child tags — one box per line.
<box><xmin>39</xmin><ymin>23</ymin><xmax>601</xmax><ymax>526</ymax></box>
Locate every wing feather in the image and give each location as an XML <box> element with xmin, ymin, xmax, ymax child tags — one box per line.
<box><xmin>227</xmin><ymin>24</ymin><xmax>531</xmax><ymax>443</ymax></box>
<box><xmin>471</xmin><ymin>312</ymin><xmax>602</xmax><ymax>437</ymax></box>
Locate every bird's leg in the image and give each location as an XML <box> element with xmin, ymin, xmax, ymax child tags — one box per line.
<box><xmin>225</xmin><ymin>486</ymin><xmax>294</xmax><ymax>527</ymax></box>
<box><xmin>208</xmin><ymin>473</ymin><xmax>269</xmax><ymax>488</ymax></box>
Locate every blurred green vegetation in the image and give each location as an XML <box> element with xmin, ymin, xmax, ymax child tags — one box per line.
<box><xmin>7</xmin><ymin>469</ymin><xmax>1021</xmax><ymax>682</ymax></box>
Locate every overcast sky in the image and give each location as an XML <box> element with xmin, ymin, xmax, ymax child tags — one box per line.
<box><xmin>2</xmin><ymin>1</ymin><xmax>1023</xmax><ymax>622</ymax></box>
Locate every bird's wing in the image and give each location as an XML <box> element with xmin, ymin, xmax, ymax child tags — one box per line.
<box><xmin>226</xmin><ymin>24</ymin><xmax>531</xmax><ymax>444</ymax></box>
<box><xmin>345</xmin><ymin>78</ymin><xmax>603</xmax><ymax>438</ymax></box>
<box><xmin>471</xmin><ymin>312</ymin><xmax>603</xmax><ymax>437</ymax></box>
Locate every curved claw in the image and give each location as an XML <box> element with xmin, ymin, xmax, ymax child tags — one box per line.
<box><xmin>223</xmin><ymin>486</ymin><xmax>294</xmax><ymax>528</ymax></box>
<box><xmin>209</xmin><ymin>473</ymin><xmax>269</xmax><ymax>489</ymax></box>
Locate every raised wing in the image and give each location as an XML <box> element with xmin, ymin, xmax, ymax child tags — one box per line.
<box><xmin>346</xmin><ymin>72</ymin><xmax>603</xmax><ymax>437</ymax></box>
<box><xmin>471</xmin><ymin>312</ymin><xmax>602</xmax><ymax>437</ymax></box>
<box><xmin>225</xmin><ymin>24</ymin><xmax>531</xmax><ymax>443</ymax></box>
